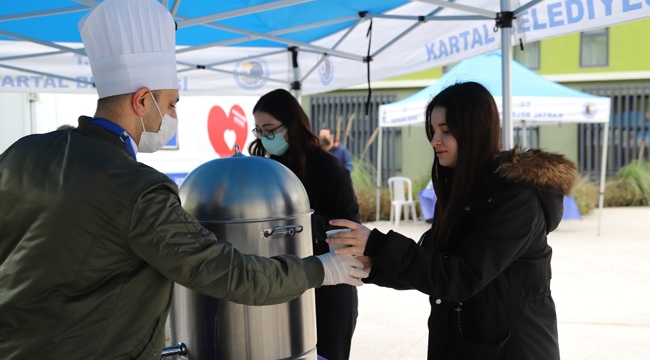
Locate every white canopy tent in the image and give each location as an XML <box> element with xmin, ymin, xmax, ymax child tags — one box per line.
<box><xmin>1</xmin><ymin>0</ymin><xmax>648</xmax><ymax>150</ymax></box>
<box><xmin>377</xmin><ymin>51</ymin><xmax>612</xmax><ymax>234</ymax></box>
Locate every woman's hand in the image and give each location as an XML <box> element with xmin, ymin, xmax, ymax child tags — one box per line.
<box><xmin>327</xmin><ymin>219</ymin><xmax>371</xmax><ymax>256</ymax></box>
<box><xmin>357</xmin><ymin>255</ymin><xmax>373</xmax><ymax>275</ymax></box>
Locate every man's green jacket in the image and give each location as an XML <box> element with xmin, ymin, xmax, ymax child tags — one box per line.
<box><xmin>0</xmin><ymin>117</ymin><xmax>324</xmax><ymax>359</ymax></box>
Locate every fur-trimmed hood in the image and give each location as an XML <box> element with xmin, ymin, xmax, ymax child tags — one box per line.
<box><xmin>496</xmin><ymin>146</ymin><xmax>577</xmax><ymax>233</ymax></box>
<box><xmin>498</xmin><ymin>146</ymin><xmax>577</xmax><ymax>196</ymax></box>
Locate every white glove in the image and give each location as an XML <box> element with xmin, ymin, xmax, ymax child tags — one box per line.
<box><xmin>316</xmin><ymin>252</ymin><xmax>368</xmax><ymax>286</ymax></box>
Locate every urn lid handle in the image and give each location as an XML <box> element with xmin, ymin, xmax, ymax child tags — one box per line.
<box><xmin>230</xmin><ymin>144</ymin><xmax>244</xmax><ymax>158</ymax></box>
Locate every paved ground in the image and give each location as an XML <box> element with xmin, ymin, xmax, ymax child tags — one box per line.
<box><xmin>349</xmin><ymin>207</ymin><xmax>650</xmax><ymax>359</ymax></box>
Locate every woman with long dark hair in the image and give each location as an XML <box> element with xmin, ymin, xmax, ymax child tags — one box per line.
<box><xmin>328</xmin><ymin>82</ymin><xmax>574</xmax><ymax>359</ymax></box>
<box><xmin>250</xmin><ymin>89</ymin><xmax>361</xmax><ymax>360</ymax></box>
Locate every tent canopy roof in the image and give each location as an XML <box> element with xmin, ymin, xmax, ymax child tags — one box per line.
<box><xmin>1</xmin><ymin>1</ymin><xmax>648</xmax><ymax>96</ymax></box>
<box><xmin>0</xmin><ymin>0</ymin><xmax>409</xmax><ymax>47</ymax></box>
<box><xmin>380</xmin><ymin>51</ymin><xmax>611</xmax><ymax>127</ymax></box>
<box><xmin>393</xmin><ymin>51</ymin><xmax>604</xmax><ymax>104</ymax></box>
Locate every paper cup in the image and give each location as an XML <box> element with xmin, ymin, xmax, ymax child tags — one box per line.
<box><xmin>326</xmin><ymin>228</ymin><xmax>351</xmax><ymax>252</ymax></box>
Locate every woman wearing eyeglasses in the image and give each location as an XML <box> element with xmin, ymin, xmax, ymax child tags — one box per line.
<box><xmin>249</xmin><ymin>89</ymin><xmax>361</xmax><ymax>360</ymax></box>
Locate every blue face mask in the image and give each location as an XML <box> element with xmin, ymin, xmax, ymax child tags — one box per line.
<box><xmin>261</xmin><ymin>128</ymin><xmax>289</xmax><ymax>156</ymax></box>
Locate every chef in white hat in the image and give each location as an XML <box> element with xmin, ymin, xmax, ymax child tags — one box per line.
<box><xmin>79</xmin><ymin>0</ymin><xmax>179</xmax><ymax>157</ymax></box>
<box><xmin>0</xmin><ymin>0</ymin><xmax>367</xmax><ymax>358</ymax></box>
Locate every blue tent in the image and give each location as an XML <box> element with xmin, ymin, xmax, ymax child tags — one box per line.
<box><xmin>377</xmin><ymin>51</ymin><xmax>611</xmax><ymax>226</ymax></box>
<box><xmin>379</xmin><ymin>51</ymin><xmax>611</xmax><ymax>128</ymax></box>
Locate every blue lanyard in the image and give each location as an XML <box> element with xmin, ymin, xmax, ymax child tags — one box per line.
<box><xmin>89</xmin><ymin>118</ymin><xmax>137</xmax><ymax>160</ymax></box>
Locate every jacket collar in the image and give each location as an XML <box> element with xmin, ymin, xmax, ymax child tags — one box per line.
<box><xmin>497</xmin><ymin>145</ymin><xmax>577</xmax><ymax>196</ymax></box>
<box><xmin>77</xmin><ymin>116</ymin><xmax>134</xmax><ymax>160</ymax></box>
<box><xmin>496</xmin><ymin>145</ymin><xmax>577</xmax><ymax>233</ymax></box>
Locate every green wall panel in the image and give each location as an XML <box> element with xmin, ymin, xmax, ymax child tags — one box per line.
<box><xmin>538</xmin><ymin>33</ymin><xmax>581</xmax><ymax>74</ymax></box>
<box><xmin>400</xmin><ymin>125</ymin><xmax>434</xmax><ymax>185</ymax></box>
<box><xmin>390</xmin><ymin>67</ymin><xmax>441</xmax><ymax>81</ymax></box>
<box><xmin>609</xmin><ymin>18</ymin><xmax>650</xmax><ymax>71</ymax></box>
<box><xmin>538</xmin><ymin>18</ymin><xmax>650</xmax><ymax>74</ymax></box>
<box><xmin>538</xmin><ymin>123</ymin><xmax>578</xmax><ymax>163</ymax></box>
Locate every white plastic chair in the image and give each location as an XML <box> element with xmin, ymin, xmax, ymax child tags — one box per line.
<box><xmin>387</xmin><ymin>176</ymin><xmax>418</xmax><ymax>227</ymax></box>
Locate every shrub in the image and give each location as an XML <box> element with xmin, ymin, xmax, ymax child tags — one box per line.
<box><xmin>351</xmin><ymin>158</ymin><xmax>391</xmax><ymax>222</ymax></box>
<box><xmin>619</xmin><ymin>162</ymin><xmax>650</xmax><ymax>205</ymax></box>
<box><xmin>572</xmin><ymin>176</ymin><xmax>599</xmax><ymax>215</ymax></box>
<box><xmin>354</xmin><ymin>186</ymin><xmax>391</xmax><ymax>223</ymax></box>
<box><xmin>604</xmin><ymin>178</ymin><xmax>637</xmax><ymax>207</ymax></box>
<box><xmin>604</xmin><ymin>162</ymin><xmax>650</xmax><ymax>206</ymax></box>
<box><xmin>350</xmin><ymin>157</ymin><xmax>376</xmax><ymax>189</ymax></box>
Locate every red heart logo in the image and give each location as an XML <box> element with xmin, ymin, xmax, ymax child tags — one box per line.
<box><xmin>207</xmin><ymin>105</ymin><xmax>249</xmax><ymax>157</ymax></box>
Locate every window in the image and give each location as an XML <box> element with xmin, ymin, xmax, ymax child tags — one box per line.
<box><xmin>580</xmin><ymin>28</ymin><xmax>608</xmax><ymax>67</ymax></box>
<box><xmin>513</xmin><ymin>41</ymin><xmax>540</xmax><ymax>70</ymax></box>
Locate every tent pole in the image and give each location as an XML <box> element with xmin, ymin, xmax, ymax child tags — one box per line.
<box><xmin>289</xmin><ymin>47</ymin><xmax>301</xmax><ymax>98</ymax></box>
<box><xmin>597</xmin><ymin>117</ymin><xmax>610</xmax><ymax>236</ymax></box>
<box><xmin>376</xmin><ymin>127</ymin><xmax>383</xmax><ymax>222</ymax></box>
<box><xmin>500</xmin><ymin>0</ymin><xmax>513</xmax><ymax>150</ymax></box>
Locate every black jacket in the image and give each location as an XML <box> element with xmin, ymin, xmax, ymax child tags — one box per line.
<box><xmin>364</xmin><ymin>147</ymin><xmax>576</xmax><ymax>360</ymax></box>
<box><xmin>273</xmin><ymin>148</ymin><xmax>360</xmax><ymax>255</ymax></box>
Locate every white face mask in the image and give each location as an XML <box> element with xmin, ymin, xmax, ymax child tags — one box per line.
<box><xmin>139</xmin><ymin>93</ymin><xmax>178</xmax><ymax>153</ymax></box>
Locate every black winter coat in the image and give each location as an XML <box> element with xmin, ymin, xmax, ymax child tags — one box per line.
<box><xmin>364</xmin><ymin>147</ymin><xmax>576</xmax><ymax>360</ymax></box>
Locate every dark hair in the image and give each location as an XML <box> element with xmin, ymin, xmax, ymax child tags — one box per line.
<box><xmin>96</xmin><ymin>93</ymin><xmax>131</xmax><ymax>113</ymax></box>
<box><xmin>424</xmin><ymin>82</ymin><xmax>501</xmax><ymax>249</ymax></box>
<box><xmin>248</xmin><ymin>89</ymin><xmax>320</xmax><ymax>178</ymax></box>
<box><xmin>96</xmin><ymin>90</ymin><xmax>160</xmax><ymax>114</ymax></box>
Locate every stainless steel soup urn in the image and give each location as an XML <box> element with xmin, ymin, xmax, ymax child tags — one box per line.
<box><xmin>167</xmin><ymin>148</ymin><xmax>317</xmax><ymax>359</ymax></box>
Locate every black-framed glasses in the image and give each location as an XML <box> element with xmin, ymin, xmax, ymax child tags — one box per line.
<box><xmin>252</xmin><ymin>124</ymin><xmax>285</xmax><ymax>140</ymax></box>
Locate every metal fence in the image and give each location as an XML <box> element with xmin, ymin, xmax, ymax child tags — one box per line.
<box><xmin>309</xmin><ymin>93</ymin><xmax>398</xmax><ymax>184</ymax></box>
<box><xmin>513</xmin><ymin>127</ymin><xmax>540</xmax><ymax>148</ymax></box>
<box><xmin>580</xmin><ymin>86</ymin><xmax>650</xmax><ymax>179</ymax></box>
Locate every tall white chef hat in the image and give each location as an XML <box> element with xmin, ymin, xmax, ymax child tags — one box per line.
<box><xmin>79</xmin><ymin>0</ymin><xmax>178</xmax><ymax>99</ymax></box>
